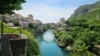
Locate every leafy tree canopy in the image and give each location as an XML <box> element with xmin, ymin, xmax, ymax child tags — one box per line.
<box><xmin>0</xmin><ymin>0</ymin><xmax>26</xmax><ymax>14</ymax></box>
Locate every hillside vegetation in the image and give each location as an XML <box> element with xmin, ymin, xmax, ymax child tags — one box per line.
<box><xmin>66</xmin><ymin>1</ymin><xmax>100</xmax><ymax>56</ymax></box>
<box><xmin>54</xmin><ymin>1</ymin><xmax>100</xmax><ymax>56</ymax></box>
<box><xmin>71</xmin><ymin>1</ymin><xmax>100</xmax><ymax>18</ymax></box>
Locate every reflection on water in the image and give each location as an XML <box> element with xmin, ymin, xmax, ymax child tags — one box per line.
<box><xmin>37</xmin><ymin>30</ymin><xmax>70</xmax><ymax>56</ymax></box>
<box><xmin>43</xmin><ymin>30</ymin><xmax>55</xmax><ymax>42</ymax></box>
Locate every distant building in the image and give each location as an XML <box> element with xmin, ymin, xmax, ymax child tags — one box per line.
<box><xmin>11</xmin><ymin>14</ymin><xmax>23</xmax><ymax>20</ymax></box>
<box><xmin>56</xmin><ymin>18</ymin><xmax>65</xmax><ymax>30</ymax></box>
<box><xmin>27</xmin><ymin>14</ymin><xmax>34</xmax><ymax>23</ymax></box>
<box><xmin>33</xmin><ymin>20</ymin><xmax>43</xmax><ymax>32</ymax></box>
<box><xmin>1</xmin><ymin>14</ymin><xmax>44</xmax><ymax>31</ymax></box>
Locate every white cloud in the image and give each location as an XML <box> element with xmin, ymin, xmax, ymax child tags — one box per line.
<box><xmin>15</xmin><ymin>6</ymin><xmax>75</xmax><ymax>23</ymax></box>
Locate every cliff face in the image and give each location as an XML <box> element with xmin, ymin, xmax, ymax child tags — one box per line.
<box><xmin>70</xmin><ymin>1</ymin><xmax>100</xmax><ymax>19</ymax></box>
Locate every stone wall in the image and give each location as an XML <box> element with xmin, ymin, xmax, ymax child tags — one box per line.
<box><xmin>0</xmin><ymin>35</ymin><xmax>13</xmax><ymax>56</ymax></box>
<box><xmin>10</xmin><ymin>39</ymin><xmax>27</xmax><ymax>56</ymax></box>
<box><xmin>0</xmin><ymin>34</ymin><xmax>27</xmax><ymax>56</ymax></box>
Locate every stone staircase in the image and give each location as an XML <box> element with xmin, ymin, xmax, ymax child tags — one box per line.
<box><xmin>0</xmin><ymin>34</ymin><xmax>27</xmax><ymax>56</ymax></box>
<box><xmin>0</xmin><ymin>35</ymin><xmax>13</xmax><ymax>56</ymax></box>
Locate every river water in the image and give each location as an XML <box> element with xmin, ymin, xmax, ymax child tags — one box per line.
<box><xmin>36</xmin><ymin>30</ymin><xmax>71</xmax><ymax>56</ymax></box>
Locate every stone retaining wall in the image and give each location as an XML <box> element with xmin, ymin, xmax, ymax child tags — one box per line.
<box><xmin>0</xmin><ymin>34</ymin><xmax>27</xmax><ymax>56</ymax></box>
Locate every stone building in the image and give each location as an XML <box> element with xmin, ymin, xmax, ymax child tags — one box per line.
<box><xmin>28</xmin><ymin>14</ymin><xmax>33</xmax><ymax>23</ymax></box>
<box><xmin>11</xmin><ymin>14</ymin><xmax>23</xmax><ymax>20</ymax></box>
<box><xmin>0</xmin><ymin>14</ymin><xmax>13</xmax><ymax>23</ymax></box>
<box><xmin>10</xmin><ymin>14</ymin><xmax>33</xmax><ymax>28</ymax></box>
<box><xmin>32</xmin><ymin>20</ymin><xmax>43</xmax><ymax>32</ymax></box>
<box><xmin>0</xmin><ymin>14</ymin><xmax>43</xmax><ymax>31</ymax></box>
<box><xmin>19</xmin><ymin>17</ymin><xmax>29</xmax><ymax>28</ymax></box>
<box><xmin>56</xmin><ymin>18</ymin><xmax>66</xmax><ymax>30</ymax></box>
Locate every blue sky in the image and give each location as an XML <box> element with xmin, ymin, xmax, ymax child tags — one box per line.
<box><xmin>15</xmin><ymin>0</ymin><xmax>98</xmax><ymax>23</ymax></box>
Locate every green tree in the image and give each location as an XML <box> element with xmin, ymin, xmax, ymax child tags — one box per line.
<box><xmin>13</xmin><ymin>20</ymin><xmax>20</xmax><ymax>26</ymax></box>
<box><xmin>28</xmin><ymin>23</ymin><xmax>34</xmax><ymax>29</ymax></box>
<box><xmin>0</xmin><ymin>0</ymin><xmax>26</xmax><ymax>14</ymax></box>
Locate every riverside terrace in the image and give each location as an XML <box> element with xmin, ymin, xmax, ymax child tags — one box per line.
<box><xmin>0</xmin><ymin>33</ymin><xmax>27</xmax><ymax>56</ymax></box>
